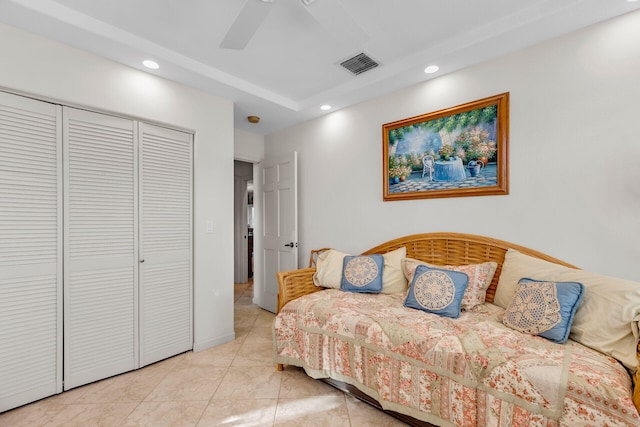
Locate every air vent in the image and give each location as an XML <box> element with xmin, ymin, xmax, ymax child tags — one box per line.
<box><xmin>339</xmin><ymin>52</ymin><xmax>379</xmax><ymax>76</ymax></box>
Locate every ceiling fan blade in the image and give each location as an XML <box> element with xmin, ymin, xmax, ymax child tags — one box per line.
<box><xmin>220</xmin><ymin>0</ymin><xmax>273</xmax><ymax>50</ymax></box>
<box><xmin>303</xmin><ymin>0</ymin><xmax>368</xmax><ymax>47</ymax></box>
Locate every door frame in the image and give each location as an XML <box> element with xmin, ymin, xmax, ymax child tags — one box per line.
<box><xmin>252</xmin><ymin>162</ymin><xmax>262</xmax><ymax>306</ymax></box>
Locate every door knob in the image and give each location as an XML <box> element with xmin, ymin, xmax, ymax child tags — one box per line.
<box><xmin>139</xmin><ymin>258</ymin><xmax>145</xmax><ymax>263</ymax></box>
<box><xmin>284</xmin><ymin>242</ymin><xmax>297</xmax><ymax>248</ymax></box>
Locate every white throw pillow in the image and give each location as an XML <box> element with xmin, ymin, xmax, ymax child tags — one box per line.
<box><xmin>313</xmin><ymin>247</ymin><xmax>408</xmax><ymax>294</ymax></box>
<box><xmin>313</xmin><ymin>249</ymin><xmax>349</xmax><ymax>289</ymax></box>
<box><xmin>495</xmin><ymin>248</ymin><xmax>640</xmax><ymax>373</ymax></box>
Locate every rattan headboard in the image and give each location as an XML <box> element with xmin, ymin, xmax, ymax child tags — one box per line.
<box><xmin>361</xmin><ymin>232</ymin><xmax>577</xmax><ymax>303</ymax></box>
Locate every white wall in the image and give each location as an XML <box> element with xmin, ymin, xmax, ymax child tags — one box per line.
<box><xmin>234</xmin><ymin>128</ymin><xmax>265</xmax><ymax>163</ymax></box>
<box><xmin>0</xmin><ymin>23</ymin><xmax>236</xmax><ymax>351</ymax></box>
<box><xmin>265</xmin><ymin>10</ymin><xmax>640</xmax><ymax>282</ymax></box>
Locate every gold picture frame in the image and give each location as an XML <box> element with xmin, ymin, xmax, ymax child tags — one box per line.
<box><xmin>383</xmin><ymin>93</ymin><xmax>509</xmax><ymax>201</ymax></box>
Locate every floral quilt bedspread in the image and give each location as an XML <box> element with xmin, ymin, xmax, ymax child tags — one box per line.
<box><xmin>273</xmin><ymin>289</ymin><xmax>639</xmax><ymax>426</ymax></box>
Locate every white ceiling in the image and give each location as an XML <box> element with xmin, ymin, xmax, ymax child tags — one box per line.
<box><xmin>1</xmin><ymin>0</ymin><xmax>638</xmax><ymax>135</ymax></box>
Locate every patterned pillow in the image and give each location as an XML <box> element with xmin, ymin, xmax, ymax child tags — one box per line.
<box><xmin>503</xmin><ymin>278</ymin><xmax>585</xmax><ymax>344</ymax></box>
<box><xmin>404</xmin><ymin>265</ymin><xmax>469</xmax><ymax>318</ymax></box>
<box><xmin>494</xmin><ymin>249</ymin><xmax>640</xmax><ymax>373</ymax></box>
<box><xmin>402</xmin><ymin>258</ymin><xmax>497</xmax><ymax>311</ymax></box>
<box><xmin>340</xmin><ymin>255</ymin><xmax>384</xmax><ymax>293</ymax></box>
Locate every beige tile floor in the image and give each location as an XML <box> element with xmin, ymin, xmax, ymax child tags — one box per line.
<box><xmin>0</xmin><ymin>281</ymin><xmax>407</xmax><ymax>426</ymax></box>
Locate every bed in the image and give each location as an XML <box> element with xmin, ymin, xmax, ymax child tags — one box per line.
<box><xmin>273</xmin><ymin>233</ymin><xmax>640</xmax><ymax>426</ymax></box>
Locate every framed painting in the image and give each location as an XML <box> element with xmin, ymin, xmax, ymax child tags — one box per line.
<box><xmin>383</xmin><ymin>92</ymin><xmax>509</xmax><ymax>201</ymax></box>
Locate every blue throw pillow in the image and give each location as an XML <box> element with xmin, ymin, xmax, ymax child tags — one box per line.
<box><xmin>404</xmin><ymin>265</ymin><xmax>469</xmax><ymax>318</ymax></box>
<box><xmin>503</xmin><ymin>278</ymin><xmax>585</xmax><ymax>344</ymax></box>
<box><xmin>340</xmin><ymin>255</ymin><xmax>384</xmax><ymax>293</ymax></box>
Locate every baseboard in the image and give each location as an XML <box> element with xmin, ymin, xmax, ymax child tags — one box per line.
<box><xmin>193</xmin><ymin>332</ymin><xmax>235</xmax><ymax>352</ymax></box>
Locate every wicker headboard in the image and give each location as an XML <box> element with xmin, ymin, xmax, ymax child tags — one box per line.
<box><xmin>282</xmin><ymin>232</ymin><xmax>576</xmax><ymax>312</ymax></box>
<box><xmin>361</xmin><ymin>232</ymin><xmax>577</xmax><ymax>303</ymax></box>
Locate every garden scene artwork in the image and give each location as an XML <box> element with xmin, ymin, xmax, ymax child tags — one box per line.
<box><xmin>383</xmin><ymin>93</ymin><xmax>509</xmax><ymax>201</ymax></box>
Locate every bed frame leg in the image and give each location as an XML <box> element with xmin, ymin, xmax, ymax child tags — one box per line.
<box><xmin>277</xmin><ymin>363</ymin><xmax>284</xmax><ymax>371</ymax></box>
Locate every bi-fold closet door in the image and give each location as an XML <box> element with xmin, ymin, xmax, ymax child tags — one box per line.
<box><xmin>63</xmin><ymin>108</ymin><xmax>193</xmax><ymax>390</ymax></box>
<box><xmin>0</xmin><ymin>91</ymin><xmax>63</xmax><ymax>413</ymax></box>
<box><xmin>63</xmin><ymin>108</ymin><xmax>139</xmax><ymax>389</ymax></box>
<box><xmin>0</xmin><ymin>92</ymin><xmax>192</xmax><ymax>412</ymax></box>
<box><xmin>138</xmin><ymin>123</ymin><xmax>193</xmax><ymax>368</ymax></box>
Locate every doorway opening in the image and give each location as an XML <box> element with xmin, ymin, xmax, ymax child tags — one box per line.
<box><xmin>234</xmin><ymin>160</ymin><xmax>254</xmax><ymax>285</ymax></box>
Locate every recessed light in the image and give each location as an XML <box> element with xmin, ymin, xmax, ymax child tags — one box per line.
<box><xmin>424</xmin><ymin>65</ymin><xmax>439</xmax><ymax>74</ymax></box>
<box><xmin>142</xmin><ymin>60</ymin><xmax>159</xmax><ymax>69</ymax></box>
<box><xmin>320</xmin><ymin>105</ymin><xmax>332</xmax><ymax>111</ymax></box>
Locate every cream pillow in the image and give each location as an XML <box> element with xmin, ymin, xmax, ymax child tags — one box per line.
<box><xmin>313</xmin><ymin>247</ymin><xmax>408</xmax><ymax>294</ymax></box>
<box><xmin>313</xmin><ymin>249</ymin><xmax>349</xmax><ymax>289</ymax></box>
<box><xmin>495</xmin><ymin>248</ymin><xmax>640</xmax><ymax>372</ymax></box>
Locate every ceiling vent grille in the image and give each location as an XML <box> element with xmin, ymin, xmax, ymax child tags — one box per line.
<box><xmin>339</xmin><ymin>52</ymin><xmax>379</xmax><ymax>76</ymax></box>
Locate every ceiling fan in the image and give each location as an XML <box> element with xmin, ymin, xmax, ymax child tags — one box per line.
<box><xmin>220</xmin><ymin>0</ymin><xmax>368</xmax><ymax>50</ymax></box>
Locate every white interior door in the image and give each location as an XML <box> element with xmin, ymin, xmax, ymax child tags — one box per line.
<box><xmin>0</xmin><ymin>91</ymin><xmax>62</xmax><ymax>412</ymax></box>
<box><xmin>63</xmin><ymin>107</ymin><xmax>138</xmax><ymax>389</ymax></box>
<box><xmin>139</xmin><ymin>123</ymin><xmax>193</xmax><ymax>367</ymax></box>
<box><xmin>256</xmin><ymin>152</ymin><xmax>298</xmax><ymax>313</ymax></box>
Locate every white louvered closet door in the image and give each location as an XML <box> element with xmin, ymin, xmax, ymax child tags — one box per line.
<box><xmin>63</xmin><ymin>108</ymin><xmax>138</xmax><ymax>390</ymax></box>
<box><xmin>0</xmin><ymin>92</ymin><xmax>62</xmax><ymax>412</ymax></box>
<box><xmin>139</xmin><ymin>123</ymin><xmax>192</xmax><ymax>367</ymax></box>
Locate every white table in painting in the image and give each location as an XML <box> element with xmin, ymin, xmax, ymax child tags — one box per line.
<box><xmin>434</xmin><ymin>157</ymin><xmax>466</xmax><ymax>181</ymax></box>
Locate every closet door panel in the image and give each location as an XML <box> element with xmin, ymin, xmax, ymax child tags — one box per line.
<box><xmin>0</xmin><ymin>92</ymin><xmax>62</xmax><ymax>412</ymax></box>
<box><xmin>63</xmin><ymin>108</ymin><xmax>138</xmax><ymax>390</ymax></box>
<box><xmin>139</xmin><ymin>123</ymin><xmax>192</xmax><ymax>367</ymax></box>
